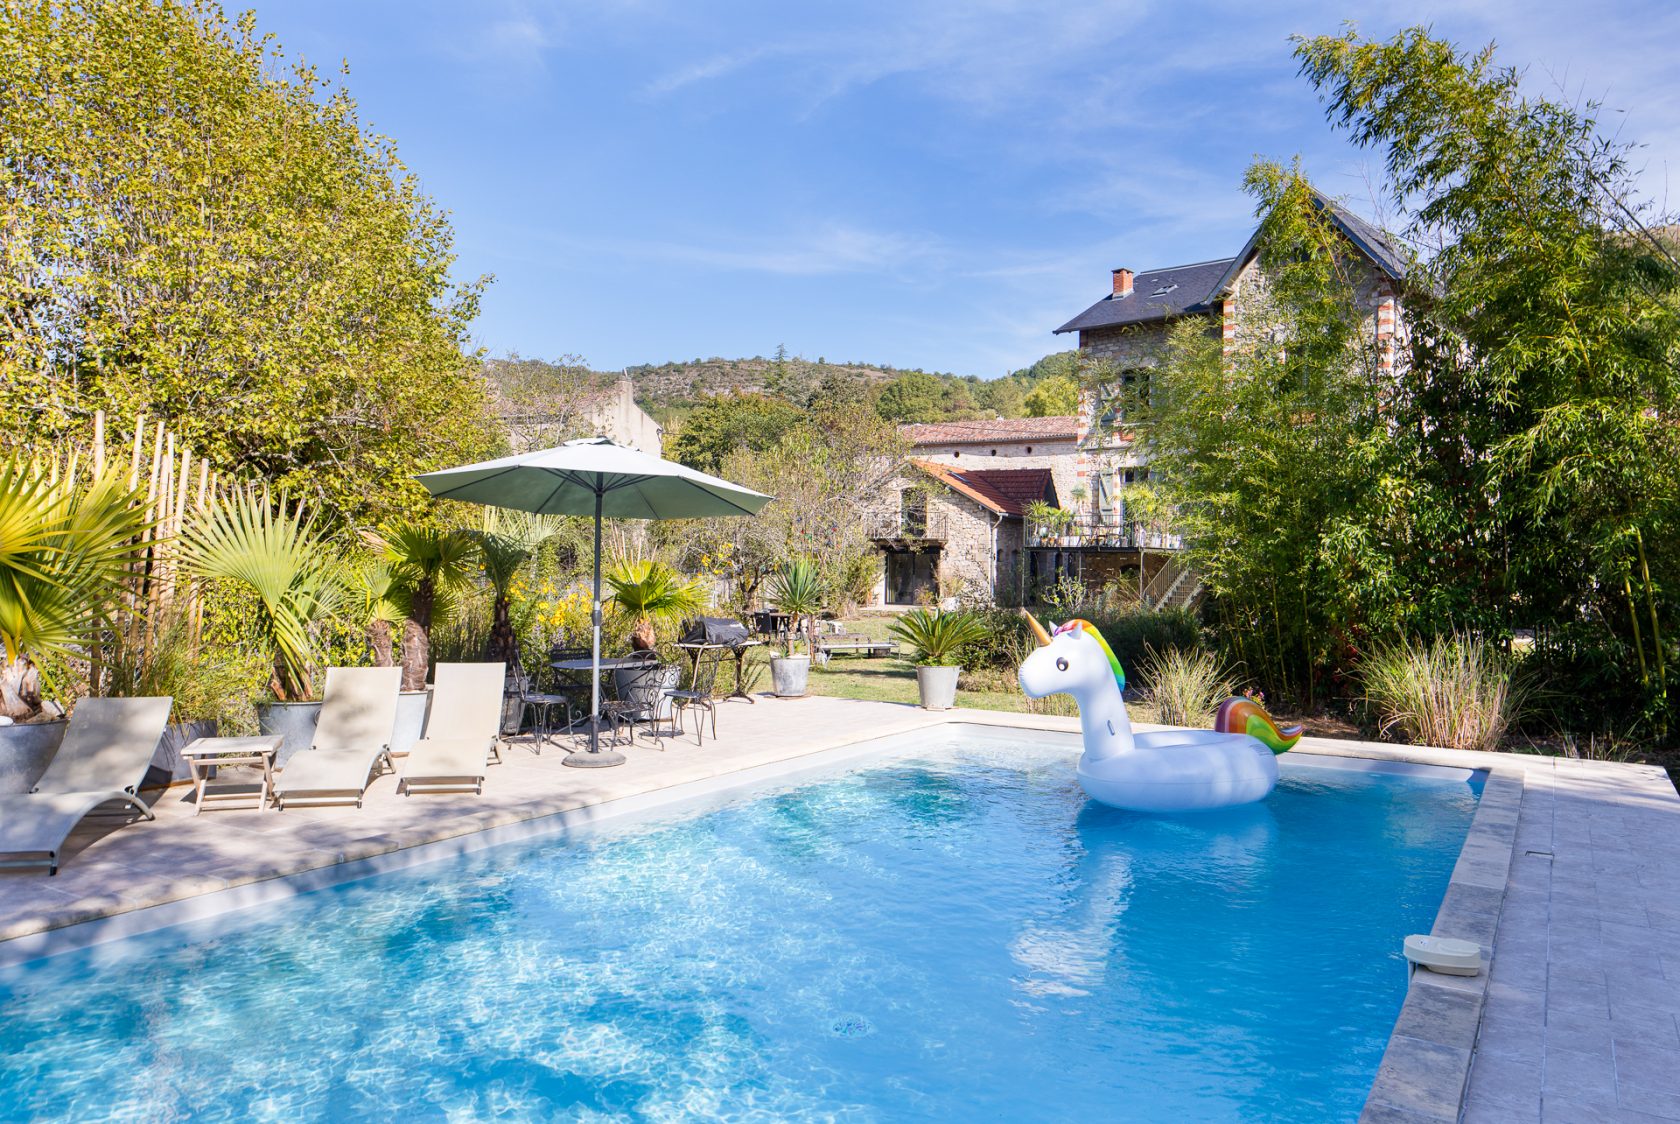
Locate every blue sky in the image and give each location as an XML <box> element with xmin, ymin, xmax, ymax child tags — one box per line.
<box><xmin>257</xmin><ymin>1</ymin><xmax>1679</xmax><ymax>379</ymax></box>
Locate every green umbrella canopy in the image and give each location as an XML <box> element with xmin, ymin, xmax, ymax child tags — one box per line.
<box><xmin>415</xmin><ymin>437</ymin><xmax>770</xmax><ymax>767</ymax></box>
<box><xmin>415</xmin><ymin>437</ymin><xmax>771</xmax><ymax>519</ymax></box>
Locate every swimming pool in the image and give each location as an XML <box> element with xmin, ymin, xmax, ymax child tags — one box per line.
<box><xmin>0</xmin><ymin>728</ymin><xmax>1478</xmax><ymax>1122</ymax></box>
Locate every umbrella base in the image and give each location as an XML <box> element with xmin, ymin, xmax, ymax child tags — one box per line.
<box><xmin>563</xmin><ymin>749</ymin><xmax>626</xmax><ymax>768</ymax></box>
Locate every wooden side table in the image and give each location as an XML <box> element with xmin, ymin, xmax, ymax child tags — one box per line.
<box><xmin>181</xmin><ymin>735</ymin><xmax>284</xmax><ymax>815</ymax></box>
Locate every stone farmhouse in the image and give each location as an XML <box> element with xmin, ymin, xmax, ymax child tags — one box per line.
<box><xmin>864</xmin><ymin>189</ymin><xmax>1410</xmax><ymax>610</ymax></box>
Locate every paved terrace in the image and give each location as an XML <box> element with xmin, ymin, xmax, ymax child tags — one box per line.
<box><xmin>1</xmin><ymin>696</ymin><xmax>1678</xmax><ymax>1122</ymax></box>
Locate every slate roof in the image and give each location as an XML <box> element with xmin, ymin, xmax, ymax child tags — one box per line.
<box><xmin>909</xmin><ymin>459</ymin><xmax>1055</xmax><ymax>517</ymax></box>
<box><xmin>901</xmin><ymin>416</ymin><xmax>1079</xmax><ymax>446</ymax></box>
<box><xmin>1054</xmin><ymin>189</ymin><xmax>1413</xmax><ymax>337</ymax></box>
<box><xmin>1053</xmin><ymin>258</ymin><xmax>1235</xmax><ymax>335</ymax></box>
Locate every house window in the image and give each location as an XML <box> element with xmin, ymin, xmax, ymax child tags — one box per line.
<box><xmin>990</xmin><ymin>448</ymin><xmax>998</xmax><ymax>456</ymax></box>
<box><xmin>951</xmin><ymin>450</ymin><xmax>960</xmax><ymax>458</ymax></box>
<box><xmin>900</xmin><ymin>490</ymin><xmax>928</xmax><ymax>537</ymax></box>
<box><xmin>1025</xmin><ymin>446</ymin><xmax>1033</xmax><ymax>454</ymax></box>
<box><xmin>1121</xmin><ymin>468</ymin><xmax>1151</xmax><ymax>484</ymax></box>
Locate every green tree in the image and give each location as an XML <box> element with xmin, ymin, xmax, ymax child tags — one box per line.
<box><xmin>1023</xmin><ymin>374</ymin><xmax>1079</xmax><ymax>417</ymax></box>
<box><xmin>664</xmin><ymin>393</ymin><xmax>804</xmax><ymax>474</ymax></box>
<box><xmin>1296</xmin><ymin>26</ymin><xmax>1680</xmax><ymax>734</ymax></box>
<box><xmin>0</xmin><ymin>0</ymin><xmax>501</xmax><ymax>527</ymax></box>
<box><xmin>875</xmin><ymin>370</ymin><xmax>947</xmax><ymax>423</ymax></box>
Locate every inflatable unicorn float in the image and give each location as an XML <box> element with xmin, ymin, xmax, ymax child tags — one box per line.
<box><xmin>1018</xmin><ymin>613</ymin><xmax>1303</xmax><ymax>813</ymax></box>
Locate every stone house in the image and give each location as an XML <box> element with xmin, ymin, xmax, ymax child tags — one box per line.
<box><xmin>865</xmin><ymin>457</ymin><xmax>1058</xmax><ymax>607</ymax></box>
<box><xmin>1047</xmin><ymin>188</ymin><xmax>1411</xmax><ymax>606</ymax></box>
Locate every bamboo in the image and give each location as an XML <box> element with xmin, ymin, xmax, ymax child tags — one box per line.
<box><xmin>92</xmin><ymin>409</ymin><xmax>105</xmax><ymax>476</ymax></box>
<box><xmin>1634</xmin><ymin>528</ymin><xmax>1666</xmax><ymax>695</ymax></box>
<box><xmin>128</xmin><ymin>414</ymin><xmax>146</xmax><ymax>489</ymax></box>
<box><xmin>1624</xmin><ymin>569</ymin><xmax>1648</xmax><ymax>686</ymax></box>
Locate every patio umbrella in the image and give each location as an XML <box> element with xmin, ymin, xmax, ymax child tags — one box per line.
<box><xmin>417</xmin><ymin>438</ymin><xmax>771</xmax><ymax>767</ymax></box>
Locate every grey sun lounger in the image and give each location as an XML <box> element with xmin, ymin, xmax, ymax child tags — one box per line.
<box><xmin>398</xmin><ymin>662</ymin><xmax>507</xmax><ymax>795</ymax></box>
<box><xmin>274</xmin><ymin>667</ymin><xmax>401</xmax><ymax>809</ymax></box>
<box><xmin>0</xmin><ymin>696</ymin><xmax>174</xmax><ymax>875</ymax></box>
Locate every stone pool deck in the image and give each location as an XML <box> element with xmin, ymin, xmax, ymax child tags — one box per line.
<box><xmin>1</xmin><ymin>696</ymin><xmax>1677</xmax><ymax>1122</ymax></box>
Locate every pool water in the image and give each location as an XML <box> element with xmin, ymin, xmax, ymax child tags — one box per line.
<box><xmin>0</xmin><ymin>730</ymin><xmax>1478</xmax><ymax>1122</ymax></box>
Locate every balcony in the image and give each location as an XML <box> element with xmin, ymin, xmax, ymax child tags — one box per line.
<box><xmin>868</xmin><ymin>512</ymin><xmax>948</xmax><ymax>543</ymax></box>
<box><xmin>1025</xmin><ymin>515</ymin><xmax>1180</xmax><ymax>552</ymax></box>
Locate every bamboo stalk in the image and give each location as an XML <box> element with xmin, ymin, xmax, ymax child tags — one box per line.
<box><xmin>93</xmin><ymin>409</ymin><xmax>105</xmax><ymax>476</ymax></box>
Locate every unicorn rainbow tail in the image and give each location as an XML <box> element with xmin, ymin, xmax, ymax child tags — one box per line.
<box><xmin>1214</xmin><ymin>697</ymin><xmax>1303</xmax><ymax>755</ymax></box>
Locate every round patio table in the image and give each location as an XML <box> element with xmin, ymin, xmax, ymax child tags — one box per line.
<box><xmin>550</xmin><ymin>656</ymin><xmax>660</xmax><ymax>762</ymax></box>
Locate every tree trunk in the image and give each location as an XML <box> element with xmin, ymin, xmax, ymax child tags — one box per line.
<box><xmin>1</xmin><ymin>654</ymin><xmax>43</xmax><ymax>722</ymax></box>
<box><xmin>369</xmin><ymin>619</ymin><xmax>395</xmax><ymax>668</ymax></box>
<box><xmin>630</xmin><ymin>617</ymin><xmax>656</xmax><ymax>651</ymax></box>
<box><xmin>485</xmin><ymin>594</ymin><xmax>520</xmax><ymax>672</ymax></box>
<box><xmin>402</xmin><ymin>580</ymin><xmax>433</xmax><ymax>692</ymax></box>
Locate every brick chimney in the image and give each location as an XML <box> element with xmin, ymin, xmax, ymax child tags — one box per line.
<box><xmin>1111</xmin><ymin>267</ymin><xmax>1134</xmax><ymax>297</ymax></box>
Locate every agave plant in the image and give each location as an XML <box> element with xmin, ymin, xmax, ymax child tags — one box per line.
<box><xmin>471</xmin><ymin>509</ymin><xmax>561</xmax><ymax>669</ymax></box>
<box><xmin>767</xmin><ymin>559</ymin><xmax>824</xmax><ymax>658</ymax></box>
<box><xmin>888</xmin><ymin>607</ymin><xmax>987</xmax><ymax>667</ymax></box>
<box><xmin>606</xmin><ymin>558</ymin><xmax>706</xmax><ymax>651</ymax></box>
<box><xmin>0</xmin><ymin>458</ymin><xmax>153</xmax><ymax>721</ymax></box>
<box><xmin>378</xmin><ymin>522</ymin><xmax>480</xmax><ymax>691</ymax></box>
<box><xmin>178</xmin><ymin>489</ymin><xmax>343</xmax><ymax>703</ymax></box>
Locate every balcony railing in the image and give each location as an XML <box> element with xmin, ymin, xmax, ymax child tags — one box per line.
<box><xmin>1025</xmin><ymin>516</ymin><xmax>1180</xmax><ymax>551</ymax></box>
<box><xmin>868</xmin><ymin>512</ymin><xmax>948</xmax><ymax>542</ymax></box>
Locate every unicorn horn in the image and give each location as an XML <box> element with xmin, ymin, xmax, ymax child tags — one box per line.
<box><xmin>1020</xmin><ymin>608</ymin><xmax>1052</xmax><ymax>647</ymax></box>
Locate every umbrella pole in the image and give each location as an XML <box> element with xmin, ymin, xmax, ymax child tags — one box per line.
<box><xmin>590</xmin><ymin>487</ymin><xmax>602</xmax><ymax>752</ymax></box>
<box><xmin>565</xmin><ymin>481</ymin><xmax>624</xmax><ymax>767</ymax></box>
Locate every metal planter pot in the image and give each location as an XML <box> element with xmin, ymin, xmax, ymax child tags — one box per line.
<box><xmin>0</xmin><ymin>717</ymin><xmax>68</xmax><ymax>795</ymax></box>
<box><xmin>915</xmin><ymin>665</ymin><xmax>961</xmax><ymax>711</ymax></box>
<box><xmin>148</xmin><ymin>719</ymin><xmax>220</xmax><ymax>786</ymax></box>
<box><xmin>391</xmin><ymin>689</ymin><xmax>433</xmax><ymax>759</ymax></box>
<box><xmin>770</xmin><ymin>655</ymin><xmax>810</xmax><ymax>698</ymax></box>
<box><xmin>257</xmin><ymin>700</ymin><xmax>323</xmax><ymax>769</ymax></box>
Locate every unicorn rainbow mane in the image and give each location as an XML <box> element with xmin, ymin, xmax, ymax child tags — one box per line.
<box><xmin>1052</xmin><ymin>619</ymin><xmax>1125</xmax><ymax>692</ymax></box>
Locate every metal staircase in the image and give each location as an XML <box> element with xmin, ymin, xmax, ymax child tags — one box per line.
<box><xmin>1140</xmin><ymin>555</ymin><xmax>1204</xmax><ymax>612</ymax></box>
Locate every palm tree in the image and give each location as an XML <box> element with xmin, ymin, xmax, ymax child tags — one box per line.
<box><xmin>378</xmin><ymin>523</ymin><xmax>479</xmax><ymax>692</ymax></box>
<box><xmin>348</xmin><ymin>560</ymin><xmax>405</xmax><ymax>668</ymax></box>
<box><xmin>179</xmin><ymin>490</ymin><xmax>342</xmax><ymax>702</ymax></box>
<box><xmin>470</xmin><ymin>508</ymin><xmax>561</xmax><ymax>670</ymax></box>
<box><xmin>0</xmin><ymin>458</ymin><xmax>152</xmax><ymax>721</ymax></box>
<box><xmin>605</xmin><ymin>559</ymin><xmax>705</xmax><ymax>651</ymax></box>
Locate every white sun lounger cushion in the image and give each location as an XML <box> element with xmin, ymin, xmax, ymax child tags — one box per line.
<box><xmin>275</xmin><ymin>667</ymin><xmax>401</xmax><ymax>807</ymax></box>
<box><xmin>400</xmin><ymin>663</ymin><xmax>506</xmax><ymax>794</ymax></box>
<box><xmin>0</xmin><ymin>696</ymin><xmax>174</xmax><ymax>874</ymax></box>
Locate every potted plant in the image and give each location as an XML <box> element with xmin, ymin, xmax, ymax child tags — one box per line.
<box><xmin>767</xmin><ymin>559</ymin><xmax>823</xmax><ymax>697</ymax></box>
<box><xmin>888</xmin><ymin>607</ymin><xmax>987</xmax><ymax>710</ymax></box>
<box><xmin>604</xmin><ymin>558</ymin><xmax>704</xmax><ymax>696</ymax></box>
<box><xmin>378</xmin><ymin>522</ymin><xmax>479</xmax><ymax>755</ymax></box>
<box><xmin>0</xmin><ymin>457</ymin><xmax>151</xmax><ymax>793</ymax></box>
<box><xmin>179</xmin><ymin>490</ymin><xmax>343</xmax><ymax>767</ymax></box>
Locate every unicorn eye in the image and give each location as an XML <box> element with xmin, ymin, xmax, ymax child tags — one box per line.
<box><xmin>1056</xmin><ymin>658</ymin><xmax>1068</xmax><ymax>672</ymax></box>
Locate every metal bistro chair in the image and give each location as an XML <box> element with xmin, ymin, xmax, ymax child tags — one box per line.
<box><xmin>603</xmin><ymin>660</ymin><xmax>680</xmax><ymax>747</ymax></box>
<box><xmin>666</xmin><ymin>650</ymin><xmax>723</xmax><ymax>746</ymax></box>
<box><xmin>512</xmin><ymin>646</ymin><xmax>591</xmax><ymax>754</ymax></box>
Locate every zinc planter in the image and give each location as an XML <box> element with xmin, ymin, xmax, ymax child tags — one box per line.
<box><xmin>257</xmin><ymin>701</ymin><xmax>323</xmax><ymax>769</ymax></box>
<box><xmin>391</xmin><ymin>689</ymin><xmax>433</xmax><ymax>758</ymax></box>
<box><xmin>149</xmin><ymin>720</ymin><xmax>219</xmax><ymax>786</ymax></box>
<box><xmin>915</xmin><ymin>665</ymin><xmax>961</xmax><ymax>711</ymax></box>
<box><xmin>0</xmin><ymin>718</ymin><xmax>68</xmax><ymax>795</ymax></box>
<box><xmin>770</xmin><ymin>655</ymin><xmax>810</xmax><ymax>698</ymax></box>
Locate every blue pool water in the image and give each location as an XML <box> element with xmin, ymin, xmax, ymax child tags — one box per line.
<box><xmin>0</xmin><ymin>730</ymin><xmax>1478</xmax><ymax>1122</ymax></box>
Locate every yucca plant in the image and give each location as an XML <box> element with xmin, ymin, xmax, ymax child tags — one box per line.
<box><xmin>888</xmin><ymin>607</ymin><xmax>987</xmax><ymax>667</ymax></box>
<box><xmin>768</xmin><ymin>559</ymin><xmax>824</xmax><ymax>658</ymax></box>
<box><xmin>178</xmin><ymin>490</ymin><xmax>343</xmax><ymax>702</ymax></box>
<box><xmin>471</xmin><ymin>509</ymin><xmax>561</xmax><ymax>669</ymax></box>
<box><xmin>1141</xmin><ymin>645</ymin><xmax>1238</xmax><ymax>727</ymax></box>
<box><xmin>606</xmin><ymin>558</ymin><xmax>706</xmax><ymax>651</ymax></box>
<box><xmin>1359</xmin><ymin>634</ymin><xmax>1530</xmax><ymax>752</ymax></box>
<box><xmin>378</xmin><ymin>523</ymin><xmax>480</xmax><ymax>691</ymax></box>
<box><xmin>0</xmin><ymin>458</ymin><xmax>153</xmax><ymax>721</ymax></box>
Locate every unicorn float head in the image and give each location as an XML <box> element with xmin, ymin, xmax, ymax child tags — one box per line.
<box><xmin>1018</xmin><ymin>612</ymin><xmax>1303</xmax><ymax>813</ymax></box>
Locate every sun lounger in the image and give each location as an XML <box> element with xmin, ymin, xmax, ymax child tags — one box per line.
<box><xmin>274</xmin><ymin>667</ymin><xmax>401</xmax><ymax>809</ymax></box>
<box><xmin>398</xmin><ymin>662</ymin><xmax>506</xmax><ymax>795</ymax></box>
<box><xmin>0</xmin><ymin>696</ymin><xmax>174</xmax><ymax>875</ymax></box>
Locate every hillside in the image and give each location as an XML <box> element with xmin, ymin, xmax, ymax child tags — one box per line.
<box><xmin>482</xmin><ymin>349</ymin><xmax>1081</xmax><ymax>429</ymax></box>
